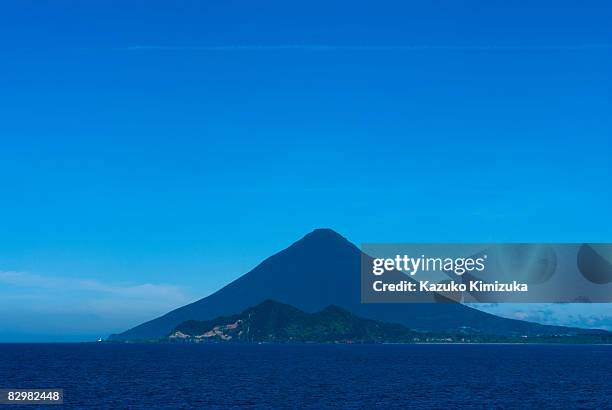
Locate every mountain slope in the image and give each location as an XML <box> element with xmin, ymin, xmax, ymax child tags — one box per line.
<box><xmin>170</xmin><ymin>300</ymin><xmax>420</xmax><ymax>343</ymax></box>
<box><xmin>110</xmin><ymin>229</ymin><xmax>602</xmax><ymax>340</ymax></box>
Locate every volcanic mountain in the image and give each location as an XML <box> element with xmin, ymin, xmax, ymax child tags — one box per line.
<box><xmin>110</xmin><ymin>229</ymin><xmax>602</xmax><ymax>341</ymax></box>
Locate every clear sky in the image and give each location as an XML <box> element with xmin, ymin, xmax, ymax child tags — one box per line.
<box><xmin>1</xmin><ymin>1</ymin><xmax>611</xmax><ymax>341</ymax></box>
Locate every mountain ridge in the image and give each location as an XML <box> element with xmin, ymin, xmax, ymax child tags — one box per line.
<box><xmin>167</xmin><ymin>299</ymin><xmax>611</xmax><ymax>344</ymax></box>
<box><xmin>170</xmin><ymin>299</ymin><xmax>422</xmax><ymax>343</ymax></box>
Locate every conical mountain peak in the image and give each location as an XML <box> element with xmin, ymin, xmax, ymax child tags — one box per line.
<box><xmin>111</xmin><ymin>228</ymin><xmax>596</xmax><ymax>341</ymax></box>
<box><xmin>288</xmin><ymin>228</ymin><xmax>357</xmax><ymax>255</ymax></box>
<box><xmin>301</xmin><ymin>228</ymin><xmax>347</xmax><ymax>241</ymax></box>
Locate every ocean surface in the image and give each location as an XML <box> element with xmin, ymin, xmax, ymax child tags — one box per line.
<box><xmin>0</xmin><ymin>343</ymin><xmax>611</xmax><ymax>409</ymax></box>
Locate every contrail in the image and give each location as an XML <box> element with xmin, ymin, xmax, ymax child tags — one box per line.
<box><xmin>120</xmin><ymin>44</ymin><xmax>612</xmax><ymax>52</ymax></box>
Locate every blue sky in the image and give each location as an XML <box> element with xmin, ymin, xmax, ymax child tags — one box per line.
<box><xmin>1</xmin><ymin>1</ymin><xmax>611</xmax><ymax>341</ymax></box>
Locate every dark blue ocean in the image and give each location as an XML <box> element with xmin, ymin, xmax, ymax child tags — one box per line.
<box><xmin>1</xmin><ymin>344</ymin><xmax>610</xmax><ymax>409</ymax></box>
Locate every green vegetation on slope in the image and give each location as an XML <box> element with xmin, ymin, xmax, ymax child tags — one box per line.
<box><xmin>169</xmin><ymin>300</ymin><xmax>612</xmax><ymax>344</ymax></box>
